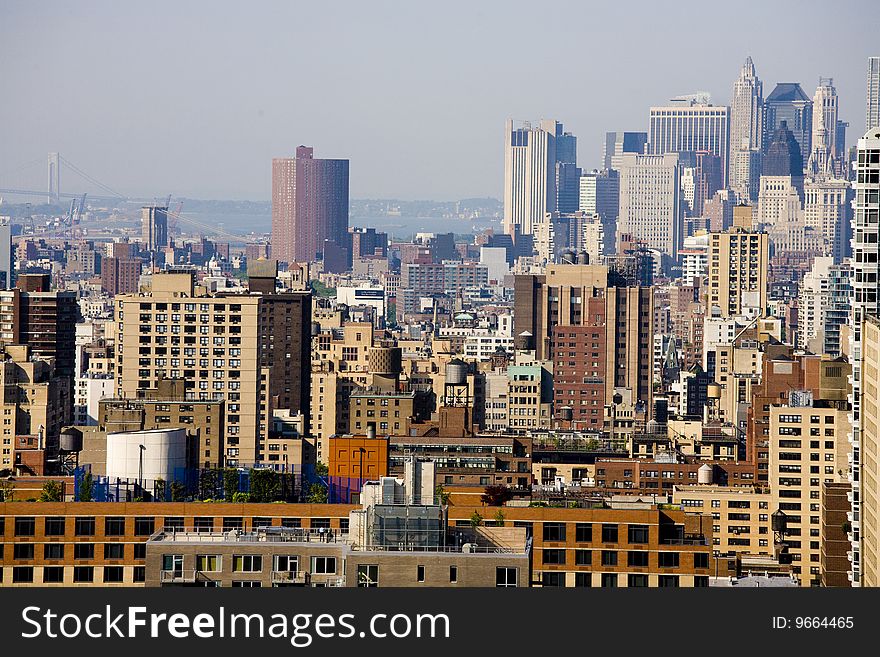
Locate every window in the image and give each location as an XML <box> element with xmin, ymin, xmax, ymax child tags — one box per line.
<box><xmin>601</xmin><ymin>524</ymin><xmax>618</xmax><ymax>543</ymax></box>
<box><xmin>133</xmin><ymin>544</ymin><xmax>146</xmax><ymax>560</ymax></box>
<box><xmin>133</xmin><ymin>567</ymin><xmax>146</xmax><ymax>583</ymax></box>
<box><xmin>197</xmin><ymin>555</ymin><xmax>221</xmax><ymax>572</ymax></box>
<box><xmin>15</xmin><ymin>517</ymin><xmax>36</xmax><ymax>536</ymax></box>
<box><xmin>658</xmin><ymin>575</ymin><xmax>680</xmax><ymax>587</ymax></box>
<box><xmin>694</xmin><ymin>576</ymin><xmax>709</xmax><ymax>587</ymax></box>
<box><xmin>694</xmin><ymin>553</ymin><xmax>709</xmax><ymax>569</ymax></box>
<box><xmin>542</xmin><ymin>549</ymin><xmax>566</xmax><ymax>565</ymax></box>
<box><xmin>75</xmin><ymin>517</ymin><xmax>96</xmax><ymax>536</ymax></box>
<box><xmin>103</xmin><ymin>566</ymin><xmax>124</xmax><ymax>583</ymax></box>
<box><xmin>134</xmin><ymin>517</ymin><xmax>155</xmax><ymax>536</ymax></box>
<box><xmin>310</xmin><ymin>556</ymin><xmax>336</xmax><ymax>575</ymax></box>
<box><xmin>45</xmin><ymin>517</ymin><xmax>66</xmax><ymax>536</ymax></box>
<box><xmin>104</xmin><ymin>517</ymin><xmax>126</xmax><ymax>536</ymax></box>
<box><xmin>74</xmin><ymin>544</ymin><xmax>95</xmax><ymax>559</ymax></box>
<box><xmin>627</xmin><ymin>551</ymin><xmax>649</xmax><ymax>567</ymax></box>
<box><xmin>628</xmin><ymin>525</ymin><xmax>649</xmax><ymax>544</ymax></box>
<box><xmin>575</xmin><ymin>523</ymin><xmax>592</xmax><ymax>542</ymax></box>
<box><xmin>357</xmin><ymin>564</ymin><xmax>378</xmax><ymax>587</ymax></box>
<box><xmin>310</xmin><ymin>518</ymin><xmax>331</xmax><ymax>530</ymax></box>
<box><xmin>496</xmin><ymin>567</ymin><xmax>517</xmax><ymax>587</ymax></box>
<box><xmin>416</xmin><ymin>565</ymin><xmax>426</xmax><ymax>583</ymax></box>
<box><xmin>104</xmin><ymin>544</ymin><xmax>125</xmax><ymax>560</ymax></box>
<box><xmin>13</xmin><ymin>567</ymin><xmax>34</xmax><ymax>583</ymax></box>
<box><xmin>601</xmin><ymin>573</ymin><xmax>618</xmax><ymax>588</ymax></box>
<box><xmin>234</xmin><ymin>555</ymin><xmax>263</xmax><ymax>573</ymax></box>
<box><xmin>449</xmin><ymin>566</ymin><xmax>458</xmax><ymax>583</ymax></box>
<box><xmin>575</xmin><ymin>550</ymin><xmax>592</xmax><ymax>565</ymax></box>
<box><xmin>541</xmin><ymin>572</ymin><xmax>564</xmax><ymax>587</ymax></box>
<box><xmin>73</xmin><ymin>566</ymin><xmax>94</xmax><ymax>583</ymax></box>
<box><xmin>574</xmin><ymin>572</ymin><xmax>592</xmax><ymax>587</ymax></box>
<box><xmin>601</xmin><ymin>551</ymin><xmax>618</xmax><ymax>566</ymax></box>
<box><xmin>163</xmin><ymin>517</ymin><xmax>184</xmax><ymax>532</ymax></box>
<box><xmin>44</xmin><ymin>544</ymin><xmax>64</xmax><ymax>559</ymax></box>
<box><xmin>628</xmin><ymin>574</ymin><xmax>649</xmax><ymax>587</ymax></box>
<box><xmin>542</xmin><ymin>522</ymin><xmax>566</xmax><ymax>542</ymax></box>
<box><xmin>658</xmin><ymin>552</ymin><xmax>680</xmax><ymax>568</ymax></box>
<box><xmin>273</xmin><ymin>555</ymin><xmax>298</xmax><ymax>573</ymax></box>
<box><xmin>281</xmin><ymin>518</ymin><xmax>302</xmax><ymax>529</ymax></box>
<box><xmin>43</xmin><ymin>567</ymin><xmax>64</xmax><ymax>583</ymax></box>
<box><xmin>194</xmin><ymin>517</ymin><xmax>215</xmax><ymax>533</ymax></box>
<box><xmin>14</xmin><ymin>544</ymin><xmax>34</xmax><ymax>560</ymax></box>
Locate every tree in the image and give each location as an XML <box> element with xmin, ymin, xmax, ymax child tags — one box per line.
<box><xmin>232</xmin><ymin>491</ymin><xmax>251</xmax><ymax>503</ymax></box>
<box><xmin>0</xmin><ymin>479</ymin><xmax>14</xmax><ymax>502</ymax></box>
<box><xmin>223</xmin><ymin>468</ymin><xmax>239</xmax><ymax>500</ymax></box>
<box><xmin>249</xmin><ymin>469</ymin><xmax>281</xmax><ymax>503</ymax></box>
<box><xmin>435</xmin><ymin>484</ymin><xmax>451</xmax><ymax>506</ymax></box>
<box><xmin>314</xmin><ymin>462</ymin><xmax>329</xmax><ymax>478</ymax></box>
<box><xmin>170</xmin><ymin>481</ymin><xmax>186</xmax><ymax>502</ymax></box>
<box><xmin>154</xmin><ymin>478</ymin><xmax>166</xmax><ymax>502</ymax></box>
<box><xmin>469</xmin><ymin>511</ymin><xmax>483</xmax><ymax>529</ymax></box>
<box><xmin>199</xmin><ymin>469</ymin><xmax>218</xmax><ymax>501</ymax></box>
<box><xmin>79</xmin><ymin>472</ymin><xmax>94</xmax><ymax>502</ymax></box>
<box><xmin>480</xmin><ymin>485</ymin><xmax>513</xmax><ymax>506</ymax></box>
<box><xmin>494</xmin><ymin>509</ymin><xmax>505</xmax><ymax>527</ymax></box>
<box><xmin>307</xmin><ymin>483</ymin><xmax>328</xmax><ymax>504</ymax></box>
<box><xmin>39</xmin><ymin>480</ymin><xmax>63</xmax><ymax>502</ymax></box>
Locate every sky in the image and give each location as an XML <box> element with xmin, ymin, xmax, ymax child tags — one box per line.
<box><xmin>1</xmin><ymin>0</ymin><xmax>879</xmax><ymax>201</ymax></box>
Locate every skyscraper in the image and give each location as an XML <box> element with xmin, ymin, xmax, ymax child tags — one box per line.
<box><xmin>867</xmin><ymin>56</ymin><xmax>880</xmax><ymax>131</ymax></box>
<box><xmin>706</xmin><ymin>206</ymin><xmax>768</xmax><ymax>319</ymax></box>
<box><xmin>730</xmin><ymin>57</ymin><xmax>763</xmax><ymax>202</ymax></box>
<box><xmin>807</xmin><ymin>78</ymin><xmax>839</xmax><ymax>176</ymax></box>
<box><xmin>0</xmin><ymin>217</ymin><xmax>12</xmax><ymax>289</ymax></box>
<box><xmin>615</xmin><ymin>152</ymin><xmax>683</xmax><ymax>261</ymax></box>
<box><xmin>503</xmin><ymin>120</ymin><xmax>576</xmax><ymax>235</ymax></box>
<box><xmin>602</xmin><ymin>131</ymin><xmax>648</xmax><ymax>170</ymax></box>
<box><xmin>848</xmin><ymin>126</ymin><xmax>880</xmax><ymax>587</ymax></box>
<box><xmin>731</xmin><ymin>57</ymin><xmax>763</xmax><ymax>151</ymax></box>
<box><xmin>763</xmin><ymin>82</ymin><xmax>812</xmax><ymax>163</ymax></box>
<box><xmin>648</xmin><ymin>98</ymin><xmax>730</xmax><ymax>184</ymax></box>
<box><xmin>272</xmin><ymin>146</ymin><xmax>349</xmax><ymax>264</ymax></box>
<box><xmin>141</xmin><ymin>205</ymin><xmax>168</xmax><ymax>252</ymax></box>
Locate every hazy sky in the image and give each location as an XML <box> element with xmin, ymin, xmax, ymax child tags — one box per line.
<box><xmin>1</xmin><ymin>0</ymin><xmax>878</xmax><ymax>201</ymax></box>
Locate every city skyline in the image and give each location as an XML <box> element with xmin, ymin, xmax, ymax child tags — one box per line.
<box><xmin>1</xmin><ymin>0</ymin><xmax>878</xmax><ymax>201</ymax></box>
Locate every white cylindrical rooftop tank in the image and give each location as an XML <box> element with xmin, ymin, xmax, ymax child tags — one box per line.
<box><xmin>105</xmin><ymin>428</ymin><xmax>187</xmax><ymax>482</ymax></box>
<box><xmin>697</xmin><ymin>464</ymin><xmax>713</xmax><ymax>485</ymax></box>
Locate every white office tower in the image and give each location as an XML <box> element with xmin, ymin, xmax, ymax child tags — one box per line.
<box><xmin>848</xmin><ymin>126</ymin><xmax>880</xmax><ymax>586</ymax></box>
<box><xmin>730</xmin><ymin>148</ymin><xmax>762</xmax><ymax>203</ymax></box>
<box><xmin>798</xmin><ymin>257</ymin><xmax>832</xmax><ymax>352</ymax></box>
<box><xmin>867</xmin><ymin>57</ymin><xmax>880</xmax><ymax>132</ymax></box>
<box><xmin>648</xmin><ymin>96</ymin><xmax>730</xmax><ymax>184</ymax></box>
<box><xmin>680</xmin><ymin>233</ymin><xmax>709</xmax><ymax>286</ymax></box>
<box><xmin>503</xmin><ymin>119</ymin><xmax>574</xmax><ymax>236</ymax></box>
<box><xmin>616</xmin><ymin>152</ymin><xmax>682</xmax><ymax>260</ymax></box>
<box><xmin>803</xmin><ymin>177</ymin><xmax>852</xmax><ymax>263</ymax></box>
<box><xmin>757</xmin><ymin>176</ymin><xmax>802</xmax><ymax>229</ymax></box>
<box><xmin>807</xmin><ymin>78</ymin><xmax>839</xmax><ymax>177</ymax></box>
<box><xmin>0</xmin><ymin>218</ymin><xmax>11</xmax><ymax>289</ymax></box>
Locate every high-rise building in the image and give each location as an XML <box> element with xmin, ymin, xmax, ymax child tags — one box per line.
<box><xmin>861</xmin><ymin>313</ymin><xmax>880</xmax><ymax>587</ymax></box>
<box><xmin>602</xmin><ymin>131</ymin><xmax>647</xmax><ymax>170</ymax></box>
<box><xmin>101</xmin><ymin>256</ymin><xmax>142</xmax><ymax>296</ymax></box>
<box><xmin>0</xmin><ymin>217</ymin><xmax>12</xmax><ymax>289</ymax></box>
<box><xmin>115</xmin><ymin>271</ymin><xmax>312</xmax><ymax>466</ymax></box>
<box><xmin>763</xmin><ymin>83</ymin><xmax>812</xmax><ymax>163</ymax></box>
<box><xmin>648</xmin><ymin>99</ymin><xmax>730</xmax><ymax>183</ymax></box>
<box><xmin>807</xmin><ymin>78</ymin><xmax>839</xmax><ymax>177</ymax></box>
<box><xmin>615</xmin><ymin>152</ymin><xmax>683</xmax><ymax>261</ymax></box>
<box><xmin>848</xmin><ymin>126</ymin><xmax>880</xmax><ymax>586</ymax></box>
<box><xmin>803</xmin><ymin>177</ymin><xmax>852</xmax><ymax>263</ymax></box>
<box><xmin>867</xmin><ymin>56</ymin><xmax>880</xmax><ymax>132</ymax></box>
<box><xmin>272</xmin><ymin>145</ymin><xmax>349</xmax><ymax>264</ymax></box>
<box><xmin>513</xmin><ymin>264</ymin><xmax>653</xmax><ymax>409</ymax></box>
<box><xmin>798</xmin><ymin>257</ymin><xmax>850</xmax><ymax>356</ymax></box>
<box><xmin>503</xmin><ymin>120</ymin><xmax>576</xmax><ymax>235</ymax></box>
<box><xmin>141</xmin><ymin>205</ymin><xmax>169</xmax><ymax>252</ymax></box>
<box><xmin>706</xmin><ymin>206</ymin><xmax>768</xmax><ymax>319</ymax></box>
<box><xmin>731</xmin><ymin>56</ymin><xmax>764</xmax><ymax>152</ymax></box>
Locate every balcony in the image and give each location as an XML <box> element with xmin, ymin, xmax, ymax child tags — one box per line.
<box><xmin>271</xmin><ymin>570</ymin><xmax>309</xmax><ymax>585</ymax></box>
<box><xmin>160</xmin><ymin>569</ymin><xmax>199</xmax><ymax>584</ymax></box>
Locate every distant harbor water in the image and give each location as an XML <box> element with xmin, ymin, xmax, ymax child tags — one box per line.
<box><xmin>184</xmin><ymin>212</ymin><xmax>500</xmax><ymax>240</ymax></box>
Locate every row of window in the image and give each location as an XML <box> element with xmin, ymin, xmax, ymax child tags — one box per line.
<box><xmin>5</xmin><ymin>566</ymin><xmax>143</xmax><ymax>584</ymax></box>
<box><xmin>540</xmin><ymin>549</ymin><xmax>705</xmax><ymax>569</ymax></box>
<box><xmin>541</xmin><ymin>523</ymin><xmax>649</xmax><ymax>544</ymax></box>
<box><xmin>539</xmin><ymin>572</ymin><xmax>703</xmax><ymax>587</ymax></box>
<box><xmin>1</xmin><ymin>516</ymin><xmax>336</xmax><ymax>536</ymax></box>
